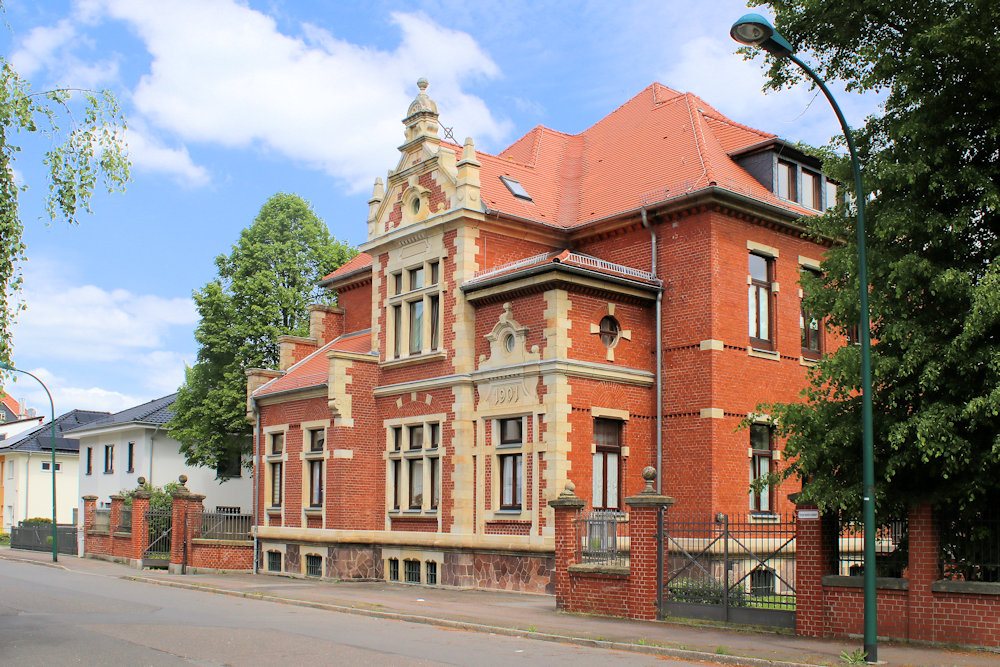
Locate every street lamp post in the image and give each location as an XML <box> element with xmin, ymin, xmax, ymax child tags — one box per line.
<box><xmin>730</xmin><ymin>14</ymin><xmax>878</xmax><ymax>663</ymax></box>
<box><xmin>1</xmin><ymin>362</ymin><xmax>59</xmax><ymax>562</ymax></box>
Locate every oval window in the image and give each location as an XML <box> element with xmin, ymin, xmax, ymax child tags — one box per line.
<box><xmin>411</xmin><ymin>198</ymin><xmax>421</xmax><ymax>215</ymax></box>
<box><xmin>599</xmin><ymin>316</ymin><xmax>621</xmax><ymax>347</ymax></box>
<box><xmin>504</xmin><ymin>333</ymin><xmax>516</xmax><ymax>352</ymax></box>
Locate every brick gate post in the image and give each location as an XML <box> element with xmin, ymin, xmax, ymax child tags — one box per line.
<box><xmin>109</xmin><ymin>494</ymin><xmax>125</xmax><ymax>559</ymax></box>
<box><xmin>131</xmin><ymin>481</ymin><xmax>151</xmax><ymax>567</ymax></box>
<box><xmin>169</xmin><ymin>475</ymin><xmax>192</xmax><ymax>573</ymax></box>
<box><xmin>907</xmin><ymin>503</ymin><xmax>939</xmax><ymax>642</ymax></box>
<box><xmin>81</xmin><ymin>495</ymin><xmax>97</xmax><ymax>555</ymax></box>
<box><xmin>792</xmin><ymin>496</ymin><xmax>825</xmax><ymax>637</ymax></box>
<box><xmin>624</xmin><ymin>467</ymin><xmax>674</xmax><ymax>621</ymax></box>
<box><xmin>548</xmin><ymin>481</ymin><xmax>585</xmax><ymax>610</ymax></box>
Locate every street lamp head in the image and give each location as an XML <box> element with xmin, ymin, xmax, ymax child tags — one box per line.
<box><xmin>0</xmin><ymin>361</ymin><xmax>13</xmax><ymax>371</ymax></box>
<box><xmin>730</xmin><ymin>13</ymin><xmax>793</xmax><ymax>57</ymax></box>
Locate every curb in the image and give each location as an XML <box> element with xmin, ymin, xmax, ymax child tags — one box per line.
<box><xmin>125</xmin><ymin>574</ymin><xmax>818</xmax><ymax>667</ymax></box>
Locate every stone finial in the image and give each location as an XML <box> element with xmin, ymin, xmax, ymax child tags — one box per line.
<box><xmin>459</xmin><ymin>137</ymin><xmax>480</xmax><ymax>165</ymax></box>
<box><xmin>641</xmin><ymin>466</ymin><xmax>657</xmax><ymax>493</ymax></box>
<box><xmin>561</xmin><ymin>481</ymin><xmax>576</xmax><ymax>497</ymax></box>
<box><xmin>406</xmin><ymin>77</ymin><xmax>438</xmax><ymax>117</ymax></box>
<box><xmin>178</xmin><ymin>474</ymin><xmax>188</xmax><ymax>487</ymax></box>
<box><xmin>137</xmin><ymin>476</ymin><xmax>146</xmax><ymax>486</ymax></box>
<box><xmin>370</xmin><ymin>177</ymin><xmax>384</xmax><ymax>202</ymax></box>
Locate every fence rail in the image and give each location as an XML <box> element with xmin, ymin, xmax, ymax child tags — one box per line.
<box><xmin>200</xmin><ymin>512</ymin><xmax>252</xmax><ymax>541</ymax></box>
<box><xmin>577</xmin><ymin>510</ymin><xmax>629</xmax><ymax>567</ymax></box>
<box><xmin>833</xmin><ymin>517</ymin><xmax>908</xmax><ymax>577</ymax></box>
<box><xmin>10</xmin><ymin>523</ymin><xmax>78</xmax><ymax>555</ymax></box>
<box><xmin>940</xmin><ymin>509</ymin><xmax>1000</xmax><ymax>582</ymax></box>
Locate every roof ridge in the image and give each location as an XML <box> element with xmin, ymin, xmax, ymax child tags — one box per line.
<box><xmin>684</xmin><ymin>93</ymin><xmax>715</xmax><ymax>187</ymax></box>
<box><xmin>254</xmin><ymin>338</ymin><xmax>339</xmax><ymax>396</ymax></box>
<box><xmin>698</xmin><ymin>105</ymin><xmax>775</xmax><ymax>141</ymax></box>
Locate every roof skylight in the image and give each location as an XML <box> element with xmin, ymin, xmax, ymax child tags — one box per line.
<box><xmin>499</xmin><ymin>176</ymin><xmax>532</xmax><ymax>201</ymax></box>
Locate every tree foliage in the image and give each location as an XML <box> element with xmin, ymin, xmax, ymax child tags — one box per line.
<box><xmin>751</xmin><ymin>0</ymin><xmax>1000</xmax><ymax>519</ymax></box>
<box><xmin>168</xmin><ymin>193</ymin><xmax>356</xmax><ymax>470</ymax></box>
<box><xmin>0</xmin><ymin>57</ymin><xmax>130</xmax><ymax>365</ymax></box>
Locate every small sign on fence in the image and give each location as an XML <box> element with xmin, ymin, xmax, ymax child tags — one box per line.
<box><xmin>797</xmin><ymin>509</ymin><xmax>819</xmax><ymax>520</ymax></box>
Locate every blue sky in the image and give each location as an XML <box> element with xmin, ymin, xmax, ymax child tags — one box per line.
<box><xmin>1</xmin><ymin>0</ymin><xmax>882</xmax><ymax>416</ymax></box>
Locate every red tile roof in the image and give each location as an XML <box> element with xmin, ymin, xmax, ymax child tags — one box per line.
<box><xmin>254</xmin><ymin>331</ymin><xmax>374</xmax><ymax>398</ymax></box>
<box><xmin>321</xmin><ymin>253</ymin><xmax>372</xmax><ymax>283</ymax></box>
<box><xmin>467</xmin><ymin>250</ymin><xmax>658</xmax><ymax>287</ymax></box>
<box><xmin>476</xmin><ymin>83</ymin><xmax>813</xmax><ymax>228</ymax></box>
<box><xmin>1</xmin><ymin>392</ymin><xmax>20</xmax><ymax>416</ymax></box>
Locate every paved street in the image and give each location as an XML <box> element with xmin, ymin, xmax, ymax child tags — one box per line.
<box><xmin>0</xmin><ymin>559</ymin><xmax>696</xmax><ymax>666</ymax></box>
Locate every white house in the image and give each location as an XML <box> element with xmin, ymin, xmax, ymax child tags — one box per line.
<box><xmin>0</xmin><ymin>409</ymin><xmax>109</xmax><ymax>532</ymax></box>
<box><xmin>68</xmin><ymin>393</ymin><xmax>252</xmax><ymax>530</ymax></box>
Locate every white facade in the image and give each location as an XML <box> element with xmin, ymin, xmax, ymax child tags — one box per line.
<box><xmin>75</xmin><ymin>425</ymin><xmax>251</xmax><ymax>516</ymax></box>
<box><xmin>0</xmin><ymin>450</ymin><xmax>79</xmax><ymax>532</ymax></box>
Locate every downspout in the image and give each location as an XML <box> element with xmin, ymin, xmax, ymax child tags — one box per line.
<box><xmin>24</xmin><ymin>452</ymin><xmax>31</xmax><ymax>521</ymax></box>
<box><xmin>252</xmin><ymin>398</ymin><xmax>260</xmax><ymax>575</ymax></box>
<box><xmin>641</xmin><ymin>207</ymin><xmax>663</xmax><ymax>494</ymax></box>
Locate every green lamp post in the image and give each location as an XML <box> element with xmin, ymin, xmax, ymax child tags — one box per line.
<box><xmin>1</xmin><ymin>362</ymin><xmax>59</xmax><ymax>562</ymax></box>
<box><xmin>730</xmin><ymin>13</ymin><xmax>878</xmax><ymax>662</ymax></box>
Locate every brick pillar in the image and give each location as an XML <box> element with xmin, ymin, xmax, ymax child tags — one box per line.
<box><xmin>793</xmin><ymin>498</ymin><xmax>825</xmax><ymax>638</ymax></box>
<box><xmin>130</xmin><ymin>490</ymin><xmax>150</xmax><ymax>564</ymax></box>
<box><xmin>81</xmin><ymin>495</ymin><xmax>97</xmax><ymax>555</ymax></box>
<box><xmin>907</xmin><ymin>503</ymin><xmax>938</xmax><ymax>642</ymax></box>
<box><xmin>185</xmin><ymin>493</ymin><xmax>206</xmax><ymax>569</ymax></box>
<box><xmin>169</xmin><ymin>476</ymin><xmax>192</xmax><ymax>572</ymax></box>
<box><xmin>624</xmin><ymin>467</ymin><xmax>674</xmax><ymax>621</ymax></box>
<box><xmin>109</xmin><ymin>494</ymin><xmax>125</xmax><ymax>558</ymax></box>
<box><xmin>548</xmin><ymin>482</ymin><xmax>585</xmax><ymax>610</ymax></box>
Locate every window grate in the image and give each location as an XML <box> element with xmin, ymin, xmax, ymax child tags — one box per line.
<box><xmin>404</xmin><ymin>559</ymin><xmax>421</xmax><ymax>584</ymax></box>
<box><xmin>305</xmin><ymin>554</ymin><xmax>322</xmax><ymax>578</ymax></box>
<box><xmin>267</xmin><ymin>551</ymin><xmax>281</xmax><ymax>572</ymax></box>
<box><xmin>425</xmin><ymin>561</ymin><xmax>437</xmax><ymax>586</ymax></box>
<box><xmin>388</xmin><ymin>558</ymin><xmax>399</xmax><ymax>581</ymax></box>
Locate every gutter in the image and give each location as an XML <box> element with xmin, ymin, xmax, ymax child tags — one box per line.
<box><xmin>641</xmin><ymin>207</ymin><xmax>664</xmax><ymax>494</ymax></box>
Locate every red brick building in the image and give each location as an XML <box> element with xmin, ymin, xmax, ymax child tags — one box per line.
<box><xmin>247</xmin><ymin>80</ymin><xmax>840</xmax><ymax>591</ymax></box>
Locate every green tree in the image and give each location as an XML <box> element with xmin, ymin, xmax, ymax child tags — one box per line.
<box><xmin>0</xmin><ymin>58</ymin><xmax>129</xmax><ymax>365</ymax></box>
<box><xmin>168</xmin><ymin>193</ymin><xmax>356</xmax><ymax>470</ymax></box>
<box><xmin>751</xmin><ymin>0</ymin><xmax>1000</xmax><ymax>519</ymax></box>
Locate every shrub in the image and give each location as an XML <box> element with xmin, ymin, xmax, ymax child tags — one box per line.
<box><xmin>22</xmin><ymin>517</ymin><xmax>53</xmax><ymax>526</ymax></box>
<box><xmin>0</xmin><ymin>531</ymin><xmax>9</xmax><ymax>545</ymax></box>
<box><xmin>668</xmin><ymin>577</ymin><xmax>748</xmax><ymax>607</ymax></box>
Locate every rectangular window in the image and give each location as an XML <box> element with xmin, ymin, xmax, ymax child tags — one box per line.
<box><xmin>748</xmin><ymin>254</ymin><xmax>773</xmax><ymax>348</ymax></box>
<box><xmin>41</xmin><ymin>461</ymin><xmax>62</xmax><ymax>472</ymax></box>
<box><xmin>270</xmin><ymin>461</ymin><xmax>283</xmax><ymax>507</ymax></box>
<box><xmin>393</xmin><ymin>272</ymin><xmax>403</xmax><ymax>295</ymax></box>
<box><xmin>428</xmin><ymin>423</ymin><xmax>440</xmax><ymax>449</ymax></box>
<box><xmin>499</xmin><ymin>418</ymin><xmax>522</xmax><ymax>446</ymax></box>
<box><xmin>429</xmin><ymin>457</ymin><xmax>440</xmax><ymax>510</ymax></box>
<box><xmin>392</xmin><ymin>426</ymin><xmax>402</xmax><ymax>451</ymax></box>
<box><xmin>777</xmin><ymin>160</ymin><xmax>797</xmax><ymax>201</ymax></box>
<box><xmin>388</xmin><ymin>558</ymin><xmax>400</xmax><ymax>581</ymax></box>
<box><xmin>825</xmin><ymin>181</ymin><xmax>838</xmax><ymax>209</ymax></box>
<box><xmin>500</xmin><ymin>453</ymin><xmax>523</xmax><ymax>510</ymax></box>
<box><xmin>592</xmin><ymin>419</ymin><xmax>622</xmax><ymax>510</ymax></box>
<box><xmin>800</xmin><ymin>269</ymin><xmax>821</xmax><ymax>358</ymax></box>
<box><xmin>127</xmin><ymin>442</ymin><xmax>135</xmax><ymax>473</ymax></box>
<box><xmin>270</xmin><ymin>433</ymin><xmax>284</xmax><ymax>455</ymax></box>
<box><xmin>267</xmin><ymin>551</ymin><xmax>282</xmax><ymax>572</ymax></box>
<box><xmin>425</xmin><ymin>561</ymin><xmax>437</xmax><ymax>585</ymax></box>
<box><xmin>429</xmin><ymin>295</ymin><xmax>440</xmax><ymax>351</ymax></box>
<box><xmin>305</xmin><ymin>553</ymin><xmax>323</xmax><ymax>578</ymax></box>
<box><xmin>409</xmin><ymin>267</ymin><xmax>424</xmax><ymax>291</ymax></box>
<box><xmin>750</xmin><ymin>424</ymin><xmax>774</xmax><ymax>512</ymax></box>
<box><xmin>429</xmin><ymin>261</ymin><xmax>439</xmax><ymax>286</ymax></box>
<box><xmin>847</xmin><ymin>323</ymin><xmax>861</xmax><ymax>345</ymax></box>
<box><xmin>802</xmin><ymin>170</ymin><xmax>822</xmax><ymax>210</ymax></box>
<box><xmin>309</xmin><ymin>459</ymin><xmax>323</xmax><ymax>508</ymax></box>
<box><xmin>409</xmin><ymin>425</ymin><xmax>423</xmax><ymax>450</ymax></box>
<box><xmin>309</xmin><ymin>429</ymin><xmax>325</xmax><ymax>452</ymax></box>
<box><xmin>392</xmin><ymin>459</ymin><xmax>402</xmax><ymax>510</ymax></box>
<box><xmin>409</xmin><ymin>301</ymin><xmax>423</xmax><ymax>354</ymax></box>
<box><xmin>393</xmin><ymin>304</ymin><xmax>402</xmax><ymax>357</ymax></box>
<box><xmin>86</xmin><ymin>447</ymin><xmax>93</xmax><ymax>475</ymax></box>
<box><xmin>104</xmin><ymin>445</ymin><xmax>114</xmax><ymax>474</ymax></box>
<box><xmin>404</xmin><ymin>559</ymin><xmax>421</xmax><ymax>583</ymax></box>
<box><xmin>409</xmin><ymin>458</ymin><xmax>424</xmax><ymax>509</ymax></box>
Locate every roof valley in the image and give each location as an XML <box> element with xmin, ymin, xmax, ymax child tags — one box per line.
<box><xmin>557</xmin><ymin>134</ymin><xmax>586</xmax><ymax>227</ymax></box>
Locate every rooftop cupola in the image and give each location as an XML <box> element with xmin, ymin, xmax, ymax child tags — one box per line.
<box><xmin>403</xmin><ymin>77</ymin><xmax>440</xmax><ymax>143</ymax></box>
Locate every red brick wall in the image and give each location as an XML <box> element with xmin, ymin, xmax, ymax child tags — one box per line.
<box><xmin>478</xmin><ymin>229</ymin><xmax>555</xmax><ymax>272</ymax></box>
<box><xmin>566</xmin><ymin>571</ymin><xmax>631</xmax><ymax>617</ymax></box>
<box><xmin>337</xmin><ymin>282</ymin><xmax>372</xmax><ymax>335</ymax></box>
<box><xmin>190</xmin><ymin>540</ymin><xmax>253</xmax><ymax>571</ymax></box>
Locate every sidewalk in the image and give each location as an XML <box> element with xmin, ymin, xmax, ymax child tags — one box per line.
<box><xmin>2</xmin><ymin>546</ymin><xmax>996</xmax><ymax>666</ymax></box>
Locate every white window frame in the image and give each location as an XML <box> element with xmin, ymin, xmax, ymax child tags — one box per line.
<box><xmin>385</xmin><ymin>416</ymin><xmax>444</xmax><ymax>517</ymax></box>
<box><xmin>386</xmin><ymin>258</ymin><xmax>443</xmax><ymax>361</ymax></box>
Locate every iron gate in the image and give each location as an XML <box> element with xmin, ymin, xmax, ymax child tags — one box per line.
<box><xmin>659</xmin><ymin>511</ymin><xmax>797</xmax><ymax>628</ymax></box>
<box><xmin>143</xmin><ymin>510</ymin><xmax>172</xmax><ymax>568</ymax></box>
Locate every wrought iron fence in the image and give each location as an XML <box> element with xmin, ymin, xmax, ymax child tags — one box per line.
<box><xmin>940</xmin><ymin>508</ymin><xmax>1000</xmax><ymax>582</ymax></box>
<box><xmin>577</xmin><ymin>510</ymin><xmax>629</xmax><ymax>567</ymax></box>
<box><xmin>117</xmin><ymin>508</ymin><xmax>132</xmax><ymax>533</ymax></box>
<box><xmin>661</xmin><ymin>511</ymin><xmax>797</xmax><ymax>627</ymax></box>
<box><xmin>834</xmin><ymin>517</ymin><xmax>908</xmax><ymax>577</ymax></box>
<box><xmin>93</xmin><ymin>509</ymin><xmax>111</xmax><ymax>532</ymax></box>
<box><xmin>200</xmin><ymin>512</ymin><xmax>252</xmax><ymax>541</ymax></box>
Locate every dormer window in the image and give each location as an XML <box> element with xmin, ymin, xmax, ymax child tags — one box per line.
<box><xmin>777</xmin><ymin>160</ymin><xmax>797</xmax><ymax>202</ymax></box>
<box><xmin>500</xmin><ymin>176</ymin><xmax>532</xmax><ymax>201</ymax></box>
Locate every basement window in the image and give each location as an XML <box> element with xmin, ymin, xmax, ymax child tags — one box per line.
<box><xmin>305</xmin><ymin>554</ymin><xmax>322</xmax><ymax>578</ymax></box>
<box><xmin>499</xmin><ymin>176</ymin><xmax>532</xmax><ymax>201</ymax></box>
<box><xmin>267</xmin><ymin>551</ymin><xmax>282</xmax><ymax>572</ymax></box>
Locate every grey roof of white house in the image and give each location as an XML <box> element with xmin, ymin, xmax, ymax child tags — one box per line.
<box><xmin>64</xmin><ymin>393</ymin><xmax>178</xmax><ymax>434</ymax></box>
<box><xmin>0</xmin><ymin>409</ymin><xmax>110</xmax><ymax>454</ymax></box>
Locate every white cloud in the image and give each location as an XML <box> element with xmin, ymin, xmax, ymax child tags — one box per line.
<box><xmin>126</xmin><ymin>123</ymin><xmax>210</xmax><ymax>187</ymax></box>
<box><xmin>9</xmin><ymin>17</ymin><xmax>119</xmax><ymax>89</ymax></box>
<box><xmin>8</xmin><ymin>366</ymin><xmax>140</xmax><ymax>414</ymax></box>
<box><xmin>78</xmin><ymin>0</ymin><xmax>509</xmax><ymax>191</ymax></box>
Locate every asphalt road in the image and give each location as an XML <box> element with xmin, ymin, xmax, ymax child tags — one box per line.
<box><xmin>0</xmin><ymin>559</ymin><xmax>702</xmax><ymax>666</ymax></box>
